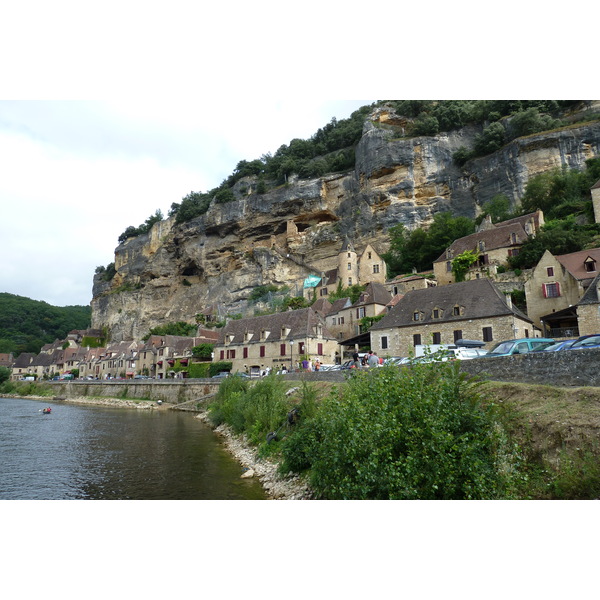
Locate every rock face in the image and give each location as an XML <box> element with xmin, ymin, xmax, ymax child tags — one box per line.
<box><xmin>92</xmin><ymin>105</ymin><xmax>600</xmax><ymax>341</ymax></box>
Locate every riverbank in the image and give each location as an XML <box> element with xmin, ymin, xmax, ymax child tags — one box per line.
<box><xmin>194</xmin><ymin>408</ymin><xmax>313</xmax><ymax>500</ymax></box>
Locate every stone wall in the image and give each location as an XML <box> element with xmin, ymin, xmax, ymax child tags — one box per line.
<box><xmin>458</xmin><ymin>347</ymin><xmax>600</xmax><ymax>387</ymax></box>
<box><xmin>47</xmin><ymin>380</ymin><xmax>220</xmax><ymax>404</ymax></box>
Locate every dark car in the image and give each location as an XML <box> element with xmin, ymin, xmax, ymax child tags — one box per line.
<box><xmin>568</xmin><ymin>334</ymin><xmax>600</xmax><ymax>350</ymax></box>
<box><xmin>537</xmin><ymin>340</ymin><xmax>577</xmax><ymax>352</ymax></box>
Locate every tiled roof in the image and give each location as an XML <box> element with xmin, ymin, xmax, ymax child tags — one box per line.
<box><xmin>328</xmin><ymin>297</ymin><xmax>352</xmax><ymax>315</ymax></box>
<box><xmin>353</xmin><ymin>282</ymin><xmax>392</xmax><ymax>307</ymax></box>
<box><xmin>578</xmin><ymin>272</ymin><xmax>600</xmax><ymax>305</ymax></box>
<box><xmin>13</xmin><ymin>353</ymin><xmax>36</xmax><ymax>368</ymax></box>
<box><xmin>217</xmin><ymin>307</ymin><xmax>336</xmax><ymax>344</ymax></box>
<box><xmin>311</xmin><ymin>298</ymin><xmax>333</xmax><ymax>316</ymax></box>
<box><xmin>371</xmin><ymin>278</ymin><xmax>532</xmax><ymax>330</ymax></box>
<box><xmin>555</xmin><ymin>247</ymin><xmax>600</xmax><ymax>282</ymax></box>
<box><xmin>434</xmin><ymin>223</ymin><xmax>527</xmax><ymax>263</ymax></box>
<box><xmin>591</xmin><ymin>179</ymin><xmax>600</xmax><ymax>190</ymax></box>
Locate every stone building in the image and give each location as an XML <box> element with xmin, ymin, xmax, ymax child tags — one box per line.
<box><xmin>385</xmin><ymin>272</ymin><xmax>436</xmax><ymax>297</ymax></box>
<box><xmin>214</xmin><ymin>307</ymin><xmax>338</xmax><ymax>373</ymax></box>
<box><xmin>525</xmin><ymin>248</ymin><xmax>600</xmax><ymax>331</ymax></box>
<box><xmin>576</xmin><ymin>272</ymin><xmax>600</xmax><ymax>336</ymax></box>
<box><xmin>433</xmin><ymin>211</ymin><xmax>544</xmax><ymax>285</ymax></box>
<box><xmin>304</xmin><ymin>238</ymin><xmax>387</xmax><ymax>300</ymax></box>
<box><xmin>369</xmin><ymin>278</ymin><xmax>536</xmax><ymax>358</ymax></box>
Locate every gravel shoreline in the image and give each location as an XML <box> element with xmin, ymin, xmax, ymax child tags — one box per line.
<box><xmin>194</xmin><ymin>408</ymin><xmax>314</xmax><ymax>500</ymax></box>
<box><xmin>8</xmin><ymin>394</ymin><xmax>313</xmax><ymax>500</ymax></box>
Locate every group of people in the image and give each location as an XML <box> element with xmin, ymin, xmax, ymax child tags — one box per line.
<box><xmin>301</xmin><ymin>358</ymin><xmax>321</xmax><ymax>372</ymax></box>
<box><xmin>351</xmin><ymin>350</ymin><xmax>382</xmax><ymax>369</ymax></box>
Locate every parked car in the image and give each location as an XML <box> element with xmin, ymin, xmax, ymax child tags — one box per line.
<box><xmin>448</xmin><ymin>347</ymin><xmax>489</xmax><ymax>360</ymax></box>
<box><xmin>568</xmin><ymin>334</ymin><xmax>600</xmax><ymax>350</ymax></box>
<box><xmin>536</xmin><ymin>340</ymin><xmax>577</xmax><ymax>352</ymax></box>
<box><xmin>211</xmin><ymin>371</ymin><xmax>231</xmax><ymax>379</ymax></box>
<box><xmin>486</xmin><ymin>338</ymin><xmax>555</xmax><ymax>357</ymax></box>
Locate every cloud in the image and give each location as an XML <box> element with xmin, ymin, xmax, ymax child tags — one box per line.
<box><xmin>0</xmin><ymin>99</ymin><xmax>374</xmax><ymax>306</ymax></box>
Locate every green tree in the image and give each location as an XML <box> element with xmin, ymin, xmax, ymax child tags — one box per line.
<box><xmin>192</xmin><ymin>343</ymin><xmax>214</xmax><ymax>359</ymax></box>
<box><xmin>0</xmin><ymin>366</ymin><xmax>10</xmax><ymax>383</ymax></box>
<box><xmin>473</xmin><ymin>122</ymin><xmax>506</xmax><ymax>156</ymax></box>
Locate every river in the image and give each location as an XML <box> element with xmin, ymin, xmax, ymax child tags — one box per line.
<box><xmin>0</xmin><ymin>397</ymin><xmax>267</xmax><ymax>500</ymax></box>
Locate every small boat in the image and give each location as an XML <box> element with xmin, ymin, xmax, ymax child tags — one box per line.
<box><xmin>42</xmin><ymin>408</ymin><xmax>52</xmax><ymax>414</ymax></box>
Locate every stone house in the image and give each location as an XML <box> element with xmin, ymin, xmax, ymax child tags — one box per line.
<box><xmin>433</xmin><ymin>211</ymin><xmax>544</xmax><ymax>285</ymax></box>
<box><xmin>385</xmin><ymin>272</ymin><xmax>436</xmax><ymax>297</ymax></box>
<box><xmin>525</xmin><ymin>247</ymin><xmax>600</xmax><ymax>332</ymax></box>
<box><xmin>369</xmin><ymin>278</ymin><xmax>536</xmax><ymax>358</ymax></box>
<box><xmin>324</xmin><ymin>297</ymin><xmax>354</xmax><ymax>341</ymax></box>
<box><xmin>576</xmin><ymin>272</ymin><xmax>600</xmax><ymax>336</ymax></box>
<box><xmin>214</xmin><ymin>307</ymin><xmax>339</xmax><ymax>373</ymax></box>
<box><xmin>11</xmin><ymin>353</ymin><xmax>36</xmax><ymax>380</ymax></box>
<box><xmin>0</xmin><ymin>353</ymin><xmax>14</xmax><ymax>369</ymax></box>
<box><xmin>305</xmin><ymin>238</ymin><xmax>387</xmax><ymax>300</ymax></box>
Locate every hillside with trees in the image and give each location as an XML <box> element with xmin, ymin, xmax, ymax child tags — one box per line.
<box><xmin>0</xmin><ymin>293</ymin><xmax>91</xmax><ymax>356</ymax></box>
<box><xmin>117</xmin><ymin>100</ymin><xmax>598</xmax><ymax>244</ymax></box>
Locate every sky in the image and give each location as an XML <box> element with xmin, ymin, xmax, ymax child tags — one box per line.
<box><xmin>0</xmin><ymin>99</ymin><xmax>375</xmax><ymax>306</ymax></box>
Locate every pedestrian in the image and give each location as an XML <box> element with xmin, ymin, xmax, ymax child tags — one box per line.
<box><xmin>368</xmin><ymin>351</ymin><xmax>379</xmax><ymax>368</ymax></box>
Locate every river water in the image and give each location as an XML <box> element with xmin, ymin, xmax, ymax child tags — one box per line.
<box><xmin>0</xmin><ymin>397</ymin><xmax>267</xmax><ymax>500</ymax></box>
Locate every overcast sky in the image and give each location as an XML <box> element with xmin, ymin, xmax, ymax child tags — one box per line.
<box><xmin>0</xmin><ymin>2</ymin><xmax>588</xmax><ymax>309</ymax></box>
<box><xmin>0</xmin><ymin>99</ymin><xmax>374</xmax><ymax>306</ymax></box>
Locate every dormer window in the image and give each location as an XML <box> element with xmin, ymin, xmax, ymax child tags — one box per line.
<box><xmin>244</xmin><ymin>332</ymin><xmax>254</xmax><ymax>342</ymax></box>
<box><xmin>511</xmin><ymin>232</ymin><xmax>517</xmax><ymax>244</ymax></box>
<box><xmin>281</xmin><ymin>326</ymin><xmax>291</xmax><ymax>338</ymax></box>
<box><xmin>453</xmin><ymin>305</ymin><xmax>463</xmax><ymax>317</ymax></box>
<box><xmin>413</xmin><ymin>311</ymin><xmax>422</xmax><ymax>322</ymax></box>
<box><xmin>260</xmin><ymin>329</ymin><xmax>270</xmax><ymax>341</ymax></box>
<box><xmin>446</xmin><ymin>249</ymin><xmax>453</xmax><ymax>260</ymax></box>
<box><xmin>226</xmin><ymin>334</ymin><xmax>235</xmax><ymax>344</ymax></box>
<box><xmin>478</xmin><ymin>240</ymin><xmax>485</xmax><ymax>252</ymax></box>
<box><xmin>432</xmin><ymin>308</ymin><xmax>442</xmax><ymax>319</ymax></box>
<box><xmin>585</xmin><ymin>258</ymin><xmax>597</xmax><ymax>273</ymax></box>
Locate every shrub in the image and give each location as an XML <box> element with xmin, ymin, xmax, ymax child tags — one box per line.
<box><xmin>280</xmin><ymin>364</ymin><xmax>520</xmax><ymax>499</ymax></box>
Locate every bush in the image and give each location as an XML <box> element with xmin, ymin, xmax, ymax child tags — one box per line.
<box><xmin>187</xmin><ymin>363</ymin><xmax>210</xmax><ymax>378</ymax></box>
<box><xmin>208</xmin><ymin>374</ymin><xmax>290</xmax><ymax>445</ymax></box>
<box><xmin>0</xmin><ymin>365</ymin><xmax>11</xmax><ymax>384</ymax></box>
<box><xmin>280</xmin><ymin>364</ymin><xmax>520</xmax><ymax>499</ymax></box>
<box><xmin>209</xmin><ymin>361</ymin><xmax>233</xmax><ymax>377</ymax></box>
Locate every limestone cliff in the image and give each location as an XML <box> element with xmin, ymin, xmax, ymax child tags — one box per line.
<box><xmin>92</xmin><ymin>104</ymin><xmax>600</xmax><ymax>341</ymax></box>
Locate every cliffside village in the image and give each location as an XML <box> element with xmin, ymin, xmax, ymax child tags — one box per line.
<box><xmin>5</xmin><ymin>180</ymin><xmax>600</xmax><ymax>382</ymax></box>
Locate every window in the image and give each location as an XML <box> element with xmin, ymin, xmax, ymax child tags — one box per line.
<box><xmin>220</xmin><ymin>350</ymin><xmax>225</xmax><ymax>360</ymax></box>
<box><xmin>433</xmin><ymin>309</ymin><xmax>440</xmax><ymax>318</ymax></box>
<box><xmin>338</xmin><ymin>317</ymin><xmax>345</xmax><ymax>325</ymax></box>
<box><xmin>381</xmin><ymin>336</ymin><xmax>388</xmax><ymax>350</ymax></box>
<box><xmin>446</xmin><ymin>261</ymin><xmax>452</xmax><ymax>272</ymax></box>
<box><xmin>227</xmin><ymin>349</ymin><xmax>236</xmax><ymax>359</ymax></box>
<box><xmin>546</xmin><ymin>267</ymin><xmax>554</xmax><ymax>277</ymax></box>
<box><xmin>453</xmin><ymin>330</ymin><xmax>463</xmax><ymax>342</ymax></box>
<box><xmin>483</xmin><ymin>327</ymin><xmax>493</xmax><ymax>342</ymax></box>
<box><xmin>259</xmin><ymin>346</ymin><xmax>265</xmax><ymax>358</ymax></box>
<box><xmin>453</xmin><ymin>306</ymin><xmax>460</xmax><ymax>316</ymax></box>
<box><xmin>347</xmin><ymin>262</ymin><xmax>352</xmax><ymax>270</ymax></box>
<box><xmin>299</xmin><ymin>342</ymin><xmax>305</xmax><ymax>354</ymax></box>
<box><xmin>373</xmin><ymin>264</ymin><xmax>379</xmax><ymax>274</ymax></box>
<box><xmin>413</xmin><ymin>334</ymin><xmax>421</xmax><ymax>346</ymax></box>
<box><xmin>508</xmin><ymin>248</ymin><xmax>520</xmax><ymax>257</ymax></box>
<box><xmin>320</xmin><ymin>287</ymin><xmax>328</xmax><ymax>296</ymax></box>
<box><xmin>280</xmin><ymin>344</ymin><xmax>286</xmax><ymax>356</ymax></box>
<box><xmin>543</xmin><ymin>283</ymin><xmax>561</xmax><ymax>298</ymax></box>
<box><xmin>243</xmin><ymin>347</ymin><xmax>248</xmax><ymax>359</ymax></box>
<box><xmin>432</xmin><ymin>332</ymin><xmax>441</xmax><ymax>344</ymax></box>
<box><xmin>478</xmin><ymin>240</ymin><xmax>485</xmax><ymax>252</ymax></box>
<box><xmin>357</xmin><ymin>307</ymin><xmax>365</xmax><ymax>318</ymax></box>
<box><xmin>585</xmin><ymin>259</ymin><xmax>597</xmax><ymax>272</ymax></box>
<box><xmin>347</xmin><ymin>252</ymin><xmax>351</xmax><ymax>258</ymax></box>
<box><xmin>348</xmin><ymin>277</ymin><xmax>352</xmax><ymax>285</ymax></box>
<box><xmin>511</xmin><ymin>232</ymin><xmax>517</xmax><ymax>244</ymax></box>
<box><xmin>413</xmin><ymin>312</ymin><xmax>420</xmax><ymax>321</ymax></box>
<box><xmin>368</xmin><ymin>252</ymin><xmax>372</xmax><ymax>259</ymax></box>
<box><xmin>317</xmin><ymin>343</ymin><xmax>323</xmax><ymax>355</ymax></box>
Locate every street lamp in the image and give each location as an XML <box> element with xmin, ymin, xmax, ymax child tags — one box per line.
<box><xmin>290</xmin><ymin>340</ymin><xmax>294</xmax><ymax>372</ymax></box>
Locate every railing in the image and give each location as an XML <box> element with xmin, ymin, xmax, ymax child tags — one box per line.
<box><xmin>548</xmin><ymin>327</ymin><xmax>579</xmax><ymax>339</ymax></box>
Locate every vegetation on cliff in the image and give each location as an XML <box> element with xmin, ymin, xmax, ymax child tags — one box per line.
<box><xmin>0</xmin><ymin>293</ymin><xmax>91</xmax><ymax>356</ymax></box>
<box><xmin>383</xmin><ymin>157</ymin><xmax>600</xmax><ymax>277</ymax></box>
<box><xmin>117</xmin><ymin>101</ymin><xmax>596</xmax><ymax>243</ymax></box>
